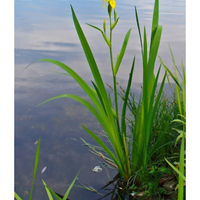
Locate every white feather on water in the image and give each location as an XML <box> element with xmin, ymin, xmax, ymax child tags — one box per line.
<box><xmin>41</xmin><ymin>166</ymin><xmax>47</xmax><ymax>174</ymax></box>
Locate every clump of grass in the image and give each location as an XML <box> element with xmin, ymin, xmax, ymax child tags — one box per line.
<box><xmin>160</xmin><ymin>48</ymin><xmax>186</xmax><ymax>200</ymax></box>
<box><xmin>103</xmin><ymin>84</ymin><xmax>181</xmax><ymax>199</ymax></box>
<box><xmin>21</xmin><ymin>0</ymin><xmax>185</xmax><ymax>199</ymax></box>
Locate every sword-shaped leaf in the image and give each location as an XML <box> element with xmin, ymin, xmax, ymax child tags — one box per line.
<box><xmin>114</xmin><ymin>29</ymin><xmax>132</xmax><ymax>76</ymax></box>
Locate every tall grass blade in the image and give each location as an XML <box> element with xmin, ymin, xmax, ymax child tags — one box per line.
<box><xmin>149</xmin><ymin>70</ymin><xmax>167</xmax><ymax>130</ymax></box>
<box><xmin>43</xmin><ymin>174</ymin><xmax>80</xmax><ymax>200</ymax></box>
<box><xmin>29</xmin><ymin>137</ymin><xmax>41</xmax><ymax>200</ymax></box>
<box><xmin>121</xmin><ymin>57</ymin><xmax>135</xmax><ymax>137</ymax></box>
<box><xmin>70</xmin><ymin>5</ymin><xmax>110</xmax><ymax>108</ymax></box>
<box><xmin>134</xmin><ymin>6</ymin><xmax>143</xmax><ymax>55</ymax></box>
<box><xmin>62</xmin><ymin>171</ymin><xmax>80</xmax><ymax>200</ymax></box>
<box><xmin>149</xmin><ymin>71</ymin><xmax>167</xmax><ymax>158</ymax></box>
<box><xmin>42</xmin><ymin>180</ymin><xmax>54</xmax><ymax>200</ymax></box>
<box><xmin>144</xmin><ymin>65</ymin><xmax>162</xmax><ymax>151</ymax></box>
<box><xmin>169</xmin><ymin>46</ymin><xmax>183</xmax><ymax>79</ymax></box>
<box><xmin>158</xmin><ymin>56</ymin><xmax>182</xmax><ymax>89</ymax></box>
<box><xmin>91</xmin><ymin>81</ymin><xmax>107</xmax><ymax>116</ymax></box>
<box><xmin>165</xmin><ymin>158</ymin><xmax>185</xmax><ymax>181</ymax></box>
<box><xmin>131</xmin><ymin>98</ymin><xmax>144</xmax><ymax>172</ymax></box>
<box><xmin>178</xmin><ymin>129</ymin><xmax>185</xmax><ymax>200</ymax></box>
<box><xmin>181</xmin><ymin>61</ymin><xmax>186</xmax><ymax>114</ymax></box>
<box><xmin>160</xmin><ymin>47</ymin><xmax>186</xmax><ymax>199</ymax></box>
<box><xmin>34</xmin><ymin>59</ymin><xmax>111</xmax><ymax>129</ymax></box>
<box><xmin>114</xmin><ymin>29</ymin><xmax>132</xmax><ymax>76</ymax></box>
<box><xmin>142</xmin><ymin>26</ymin><xmax>148</xmax><ymax>131</ymax></box>
<box><xmin>42</xmin><ymin>184</ymin><xmax>62</xmax><ymax>200</ymax></box>
<box><xmin>71</xmin><ymin>5</ymin><xmax>131</xmax><ymax>180</ymax></box>
<box><xmin>36</xmin><ymin>94</ymin><xmax>107</xmax><ymax>131</ymax></box>
<box><xmin>14</xmin><ymin>192</ymin><xmax>23</xmax><ymax>200</ymax></box>
<box><xmin>150</xmin><ymin>0</ymin><xmax>159</xmax><ymax>50</ymax></box>
<box><xmin>148</xmin><ymin>25</ymin><xmax>162</xmax><ymax>78</ymax></box>
<box><xmin>81</xmin><ymin>125</ymin><xmax>121</xmax><ymax>172</ymax></box>
<box><xmin>70</xmin><ymin>6</ymin><xmax>121</xmax><ymax>151</ymax></box>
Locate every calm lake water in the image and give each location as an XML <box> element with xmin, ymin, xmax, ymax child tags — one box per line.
<box><xmin>15</xmin><ymin>0</ymin><xmax>185</xmax><ymax>199</ymax></box>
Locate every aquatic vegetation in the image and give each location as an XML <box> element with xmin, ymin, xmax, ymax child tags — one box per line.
<box><xmin>21</xmin><ymin>0</ymin><xmax>185</xmax><ymax>199</ymax></box>
<box><xmin>159</xmin><ymin>49</ymin><xmax>186</xmax><ymax>200</ymax></box>
<box><xmin>14</xmin><ymin>138</ymin><xmax>79</xmax><ymax>200</ymax></box>
<box><xmin>15</xmin><ymin>138</ymin><xmax>41</xmax><ymax>200</ymax></box>
<box><xmin>42</xmin><ymin>171</ymin><xmax>80</xmax><ymax>200</ymax></box>
<box><xmin>28</xmin><ymin>1</ymin><xmax>134</xmax><ymax>181</ymax></box>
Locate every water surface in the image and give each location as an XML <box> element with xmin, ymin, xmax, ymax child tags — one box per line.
<box><xmin>15</xmin><ymin>0</ymin><xmax>185</xmax><ymax>199</ymax></box>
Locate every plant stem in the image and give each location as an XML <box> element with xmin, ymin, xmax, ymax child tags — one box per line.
<box><xmin>109</xmin><ymin>14</ymin><xmax>120</xmax><ymax>133</ymax></box>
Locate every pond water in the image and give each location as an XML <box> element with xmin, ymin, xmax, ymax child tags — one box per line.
<box><xmin>15</xmin><ymin>0</ymin><xmax>185</xmax><ymax>199</ymax></box>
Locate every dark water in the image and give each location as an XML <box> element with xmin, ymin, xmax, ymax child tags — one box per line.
<box><xmin>15</xmin><ymin>0</ymin><xmax>185</xmax><ymax>199</ymax></box>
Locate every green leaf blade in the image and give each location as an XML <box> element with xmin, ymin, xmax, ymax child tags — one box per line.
<box><xmin>150</xmin><ymin>0</ymin><xmax>159</xmax><ymax>50</ymax></box>
<box><xmin>42</xmin><ymin>180</ymin><xmax>54</xmax><ymax>200</ymax></box>
<box><xmin>70</xmin><ymin>6</ymin><xmax>116</xmax><ymax>133</ymax></box>
<box><xmin>37</xmin><ymin>93</ymin><xmax>110</xmax><ymax>133</ymax></box>
<box><xmin>121</xmin><ymin>57</ymin><xmax>135</xmax><ymax>136</ymax></box>
<box><xmin>29</xmin><ymin>137</ymin><xmax>41</xmax><ymax>200</ymax></box>
<box><xmin>135</xmin><ymin>6</ymin><xmax>143</xmax><ymax>55</ymax></box>
<box><xmin>63</xmin><ymin>171</ymin><xmax>80</xmax><ymax>200</ymax></box>
<box><xmin>14</xmin><ymin>192</ymin><xmax>23</xmax><ymax>200</ymax></box>
<box><xmin>148</xmin><ymin>25</ymin><xmax>162</xmax><ymax>77</ymax></box>
<box><xmin>114</xmin><ymin>29</ymin><xmax>132</xmax><ymax>76</ymax></box>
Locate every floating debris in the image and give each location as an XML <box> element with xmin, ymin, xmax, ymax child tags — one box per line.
<box><xmin>34</xmin><ymin>140</ymin><xmax>38</xmax><ymax>145</ymax></box>
<box><xmin>41</xmin><ymin>166</ymin><xmax>47</xmax><ymax>174</ymax></box>
<box><xmin>92</xmin><ymin>166</ymin><xmax>102</xmax><ymax>173</ymax></box>
<box><xmin>70</xmin><ymin>138</ymin><xmax>78</xmax><ymax>141</ymax></box>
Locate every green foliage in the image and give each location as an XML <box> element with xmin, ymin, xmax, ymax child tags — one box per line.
<box><xmin>145</xmin><ymin>166</ymin><xmax>170</xmax><ymax>197</ymax></box>
<box><xmin>32</xmin><ymin>0</ymin><xmax>165</xmax><ymax>183</ymax></box>
<box><xmin>15</xmin><ymin>138</ymin><xmax>41</xmax><ymax>200</ymax></box>
<box><xmin>14</xmin><ymin>138</ymin><xmax>79</xmax><ymax>200</ymax></box>
<box><xmin>27</xmin><ymin>3</ymin><xmax>135</xmax><ymax>181</ymax></box>
<box><xmin>14</xmin><ymin>192</ymin><xmax>22</xmax><ymax>200</ymax></box>
<box><xmin>42</xmin><ymin>171</ymin><xmax>80</xmax><ymax>200</ymax></box>
<box><xmin>130</xmin><ymin>0</ymin><xmax>166</xmax><ymax>176</ymax></box>
<box><xmin>21</xmin><ymin>0</ymin><xmax>185</xmax><ymax>198</ymax></box>
<box><xmin>160</xmin><ymin>48</ymin><xmax>186</xmax><ymax>200</ymax></box>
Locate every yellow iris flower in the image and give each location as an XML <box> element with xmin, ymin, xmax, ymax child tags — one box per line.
<box><xmin>103</xmin><ymin>0</ymin><xmax>116</xmax><ymax>9</ymax></box>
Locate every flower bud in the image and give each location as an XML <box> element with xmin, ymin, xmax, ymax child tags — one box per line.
<box><xmin>108</xmin><ymin>4</ymin><xmax>112</xmax><ymax>17</ymax></box>
<box><xmin>103</xmin><ymin>18</ymin><xmax>106</xmax><ymax>33</ymax></box>
<box><xmin>114</xmin><ymin>9</ymin><xmax>117</xmax><ymax>21</ymax></box>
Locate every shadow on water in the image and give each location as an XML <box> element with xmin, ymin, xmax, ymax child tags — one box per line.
<box><xmin>15</xmin><ymin>0</ymin><xmax>185</xmax><ymax>199</ymax></box>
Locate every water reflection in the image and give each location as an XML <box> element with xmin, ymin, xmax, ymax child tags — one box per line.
<box><xmin>15</xmin><ymin>0</ymin><xmax>185</xmax><ymax>199</ymax></box>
